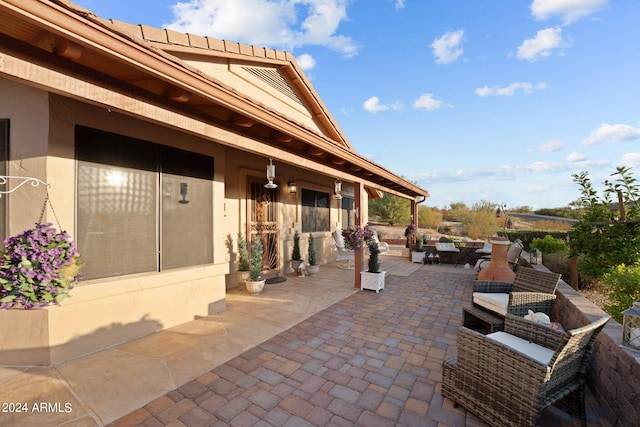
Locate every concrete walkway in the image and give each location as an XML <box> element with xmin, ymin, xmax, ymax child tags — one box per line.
<box><xmin>0</xmin><ymin>257</ymin><xmax>612</xmax><ymax>426</ymax></box>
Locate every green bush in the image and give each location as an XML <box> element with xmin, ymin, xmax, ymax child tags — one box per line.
<box><xmin>367</xmin><ymin>242</ymin><xmax>381</xmax><ymax>273</ymax></box>
<box><xmin>569</xmin><ymin>166</ymin><xmax>640</xmax><ymax>280</ymax></box>
<box><xmin>530</xmin><ymin>235</ymin><xmax>568</xmax><ymax>254</ymax></box>
<box><xmin>600</xmin><ymin>263</ymin><xmax>640</xmax><ymax>323</ymax></box>
<box><xmin>249</xmin><ymin>237</ymin><xmax>264</xmax><ymax>281</ymax></box>
<box><xmin>237</xmin><ymin>233</ymin><xmax>250</xmax><ymax>272</ymax></box>
<box><xmin>501</xmin><ymin>230</ymin><xmax>569</xmax><ymax>250</ymax></box>
<box><xmin>308</xmin><ymin>234</ymin><xmax>317</xmax><ymax>266</ymax></box>
<box><xmin>291</xmin><ymin>231</ymin><xmax>301</xmax><ymax>261</ymax></box>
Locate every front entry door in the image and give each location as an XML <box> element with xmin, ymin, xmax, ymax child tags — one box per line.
<box><xmin>249</xmin><ymin>180</ymin><xmax>279</xmax><ymax>276</ymax></box>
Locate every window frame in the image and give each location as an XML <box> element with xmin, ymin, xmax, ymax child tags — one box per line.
<box><xmin>301</xmin><ymin>188</ymin><xmax>330</xmax><ymax>233</ymax></box>
<box><xmin>75</xmin><ymin>126</ymin><xmax>214</xmax><ymax>280</ymax></box>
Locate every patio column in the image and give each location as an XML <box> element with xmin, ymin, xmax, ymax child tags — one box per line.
<box><xmin>354</xmin><ymin>182</ymin><xmax>365</xmax><ymax>288</ymax></box>
<box><xmin>411</xmin><ymin>198</ymin><xmax>418</xmax><ymax>229</ymax></box>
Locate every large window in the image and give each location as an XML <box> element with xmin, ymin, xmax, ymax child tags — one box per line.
<box><xmin>301</xmin><ymin>188</ymin><xmax>329</xmax><ymax>233</ymax></box>
<box><xmin>341</xmin><ymin>197</ymin><xmax>354</xmax><ymax>230</ymax></box>
<box><xmin>76</xmin><ymin>127</ymin><xmax>213</xmax><ymax>280</ymax></box>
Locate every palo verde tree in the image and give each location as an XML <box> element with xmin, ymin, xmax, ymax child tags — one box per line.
<box><xmin>570</xmin><ymin>166</ymin><xmax>640</xmax><ymax>280</ymax></box>
<box><xmin>369</xmin><ymin>192</ymin><xmax>410</xmax><ymax>225</ymax></box>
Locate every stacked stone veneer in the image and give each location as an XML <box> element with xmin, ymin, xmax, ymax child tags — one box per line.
<box><xmin>543</xmin><ymin>267</ymin><xmax>640</xmax><ymax>426</ymax></box>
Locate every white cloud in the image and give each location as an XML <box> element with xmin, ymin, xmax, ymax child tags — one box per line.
<box><xmin>395</xmin><ymin>0</ymin><xmax>405</xmax><ymax>9</ymax></box>
<box><xmin>531</xmin><ymin>139</ymin><xmax>563</xmax><ymax>152</ymax></box>
<box><xmin>620</xmin><ymin>153</ymin><xmax>640</xmax><ymax>167</ymax></box>
<box><xmin>582</xmin><ymin>123</ymin><xmax>640</xmax><ymax>146</ymax></box>
<box><xmin>166</xmin><ymin>0</ymin><xmax>359</xmax><ymax>57</ymax></box>
<box><xmin>413</xmin><ymin>94</ymin><xmax>444</xmax><ymax>111</ymax></box>
<box><xmin>363</xmin><ymin>96</ymin><xmax>388</xmax><ymax>113</ymax></box>
<box><xmin>516</xmin><ymin>27</ymin><xmax>571</xmax><ymax>61</ymax></box>
<box><xmin>530</xmin><ymin>0</ymin><xmax>609</xmax><ymax>25</ymax></box>
<box><xmin>567</xmin><ymin>151</ymin><xmax>586</xmax><ymax>162</ymax></box>
<box><xmin>430</xmin><ymin>29</ymin><xmax>464</xmax><ymax>64</ymax></box>
<box><xmin>296</xmin><ymin>53</ymin><xmax>316</xmax><ymax>70</ymax></box>
<box><xmin>476</xmin><ymin>82</ymin><xmax>547</xmax><ymax>97</ymax></box>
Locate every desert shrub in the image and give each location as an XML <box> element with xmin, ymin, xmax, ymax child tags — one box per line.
<box><xmin>530</xmin><ymin>235</ymin><xmax>568</xmax><ymax>254</ymax></box>
<box><xmin>600</xmin><ymin>263</ymin><xmax>640</xmax><ymax>323</ymax></box>
<box><xmin>465</xmin><ymin>210</ymin><xmax>500</xmax><ymax>240</ymax></box>
<box><xmin>570</xmin><ymin>166</ymin><xmax>640</xmax><ymax>279</ymax></box>
<box><xmin>418</xmin><ymin>205</ymin><xmax>443</xmax><ymax>229</ymax></box>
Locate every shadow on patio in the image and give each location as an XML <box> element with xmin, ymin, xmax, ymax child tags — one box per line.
<box><xmin>0</xmin><ymin>255</ymin><xmax>613</xmax><ymax>426</ymax></box>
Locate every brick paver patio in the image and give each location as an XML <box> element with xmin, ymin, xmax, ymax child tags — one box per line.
<box><xmin>109</xmin><ymin>265</ymin><xmax>611</xmax><ymax>427</ymax></box>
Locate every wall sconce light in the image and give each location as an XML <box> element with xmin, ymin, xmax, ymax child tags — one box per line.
<box><xmin>288</xmin><ymin>177</ymin><xmax>297</xmax><ymax>194</ymax></box>
<box><xmin>334</xmin><ymin>179</ymin><xmax>342</xmax><ymax>200</ymax></box>
<box><xmin>178</xmin><ymin>182</ymin><xmax>190</xmax><ymax>204</ymax></box>
<box><xmin>265</xmin><ymin>158</ymin><xmax>278</xmax><ymax>189</ymax></box>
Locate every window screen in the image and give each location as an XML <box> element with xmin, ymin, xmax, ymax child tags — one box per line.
<box><xmin>301</xmin><ymin>189</ymin><xmax>329</xmax><ymax>233</ymax></box>
<box><xmin>76</xmin><ymin>127</ymin><xmax>213</xmax><ymax>280</ymax></box>
<box><xmin>341</xmin><ymin>196</ymin><xmax>354</xmax><ymax>230</ymax></box>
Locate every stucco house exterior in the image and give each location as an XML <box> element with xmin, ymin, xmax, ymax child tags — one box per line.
<box><xmin>0</xmin><ymin>0</ymin><xmax>428</xmax><ymax>366</ymax></box>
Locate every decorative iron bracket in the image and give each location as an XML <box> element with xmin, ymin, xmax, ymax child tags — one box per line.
<box><xmin>0</xmin><ymin>176</ymin><xmax>52</xmax><ymax>197</ymax></box>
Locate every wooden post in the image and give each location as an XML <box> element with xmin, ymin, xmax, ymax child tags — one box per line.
<box><xmin>570</xmin><ymin>257</ymin><xmax>579</xmax><ymax>290</ymax></box>
<box><xmin>618</xmin><ymin>191</ymin><xmax>626</xmax><ymax>220</ymax></box>
<box><xmin>354</xmin><ymin>182</ymin><xmax>365</xmax><ymax>289</ymax></box>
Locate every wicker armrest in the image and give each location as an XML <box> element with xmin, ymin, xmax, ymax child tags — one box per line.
<box><xmin>456</xmin><ymin>326</ymin><xmax>548</xmax><ymax>388</ymax></box>
<box><xmin>474</xmin><ymin>280</ymin><xmax>512</xmax><ymax>293</ymax></box>
<box><xmin>504</xmin><ymin>314</ymin><xmax>565</xmax><ymax>350</ymax></box>
<box><xmin>508</xmin><ymin>292</ymin><xmax>556</xmax><ymax>317</ymax></box>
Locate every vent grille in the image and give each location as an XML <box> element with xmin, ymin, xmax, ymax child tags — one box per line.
<box><xmin>242</xmin><ymin>66</ymin><xmax>304</xmax><ymax>106</ymax></box>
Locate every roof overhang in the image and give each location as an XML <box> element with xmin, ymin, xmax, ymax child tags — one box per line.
<box><xmin>0</xmin><ymin>0</ymin><xmax>429</xmax><ymax>200</ymax></box>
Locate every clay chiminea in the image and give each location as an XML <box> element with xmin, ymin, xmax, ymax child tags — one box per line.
<box><xmin>477</xmin><ymin>236</ymin><xmax>516</xmax><ymax>282</ymax></box>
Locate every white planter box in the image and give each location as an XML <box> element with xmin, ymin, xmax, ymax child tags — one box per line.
<box><xmin>361</xmin><ymin>271</ymin><xmax>386</xmax><ymax>293</ymax></box>
<box><xmin>411</xmin><ymin>251</ymin><xmax>425</xmax><ymax>263</ymax></box>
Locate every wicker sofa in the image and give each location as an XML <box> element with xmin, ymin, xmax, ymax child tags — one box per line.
<box><xmin>443</xmin><ymin>314</ymin><xmax>611</xmax><ymax>427</ymax></box>
<box><xmin>464</xmin><ymin>267</ymin><xmax>562</xmax><ymax>332</ymax></box>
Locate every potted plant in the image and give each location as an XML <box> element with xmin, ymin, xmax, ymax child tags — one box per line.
<box><xmin>245</xmin><ymin>237</ymin><xmax>265</xmax><ymax>295</ymax></box>
<box><xmin>411</xmin><ymin>233</ymin><xmax>426</xmax><ymax>263</ymax></box>
<box><xmin>290</xmin><ymin>230</ymin><xmax>304</xmax><ymax>272</ymax></box>
<box><xmin>307</xmin><ymin>233</ymin><xmax>319</xmax><ymax>275</ymax></box>
<box><xmin>236</xmin><ymin>232</ymin><xmax>251</xmax><ymax>285</ymax></box>
<box><xmin>0</xmin><ymin>222</ymin><xmax>82</xmax><ymax>309</ymax></box>
<box><xmin>361</xmin><ymin>241</ymin><xmax>385</xmax><ymax>293</ymax></box>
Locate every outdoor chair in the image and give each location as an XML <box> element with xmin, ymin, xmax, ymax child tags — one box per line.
<box><xmin>332</xmin><ymin>230</ymin><xmax>355</xmax><ymax>269</ymax></box>
<box><xmin>464</xmin><ymin>267</ymin><xmax>561</xmax><ymax>333</ymax></box>
<box><xmin>475</xmin><ymin>239</ymin><xmax>523</xmax><ymax>272</ymax></box>
<box><xmin>443</xmin><ymin>314</ymin><xmax>611</xmax><ymax>427</ymax></box>
<box><xmin>369</xmin><ymin>229</ymin><xmax>389</xmax><ymax>254</ymax></box>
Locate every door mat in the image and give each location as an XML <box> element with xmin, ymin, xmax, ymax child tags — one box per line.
<box><xmin>265</xmin><ymin>276</ymin><xmax>287</xmax><ymax>285</ymax></box>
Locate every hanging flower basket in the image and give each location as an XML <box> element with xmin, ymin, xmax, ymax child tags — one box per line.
<box><xmin>0</xmin><ymin>222</ymin><xmax>82</xmax><ymax>309</ymax></box>
<box><xmin>342</xmin><ymin>225</ymin><xmax>374</xmax><ymax>250</ymax></box>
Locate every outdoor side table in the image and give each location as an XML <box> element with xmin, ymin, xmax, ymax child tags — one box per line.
<box><xmin>462</xmin><ymin>305</ymin><xmax>504</xmax><ymax>334</ymax></box>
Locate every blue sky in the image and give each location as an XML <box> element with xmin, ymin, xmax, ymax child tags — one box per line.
<box><xmin>72</xmin><ymin>0</ymin><xmax>640</xmax><ymax>210</ymax></box>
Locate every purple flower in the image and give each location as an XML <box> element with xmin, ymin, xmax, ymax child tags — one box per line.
<box><xmin>342</xmin><ymin>225</ymin><xmax>374</xmax><ymax>250</ymax></box>
<box><xmin>0</xmin><ymin>222</ymin><xmax>81</xmax><ymax>309</ymax></box>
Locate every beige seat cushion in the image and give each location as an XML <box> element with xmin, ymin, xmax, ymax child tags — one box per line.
<box><xmin>473</xmin><ymin>292</ymin><xmax>509</xmax><ymax>316</ymax></box>
<box><xmin>486</xmin><ymin>331</ymin><xmax>554</xmax><ymax>365</ymax></box>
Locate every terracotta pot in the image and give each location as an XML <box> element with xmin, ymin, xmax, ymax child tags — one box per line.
<box><xmin>477</xmin><ymin>237</ymin><xmax>515</xmax><ymax>282</ymax></box>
